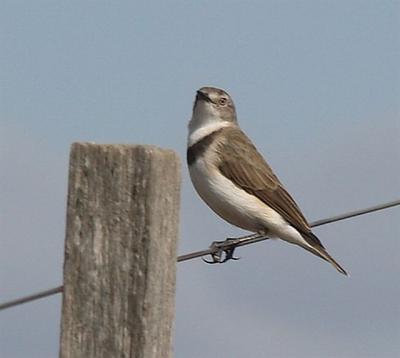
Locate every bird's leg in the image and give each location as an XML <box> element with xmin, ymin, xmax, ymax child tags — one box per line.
<box><xmin>202</xmin><ymin>233</ymin><xmax>262</xmax><ymax>264</ymax></box>
<box><xmin>202</xmin><ymin>238</ymin><xmax>239</xmax><ymax>264</ymax></box>
<box><xmin>219</xmin><ymin>238</ymin><xmax>241</xmax><ymax>263</ymax></box>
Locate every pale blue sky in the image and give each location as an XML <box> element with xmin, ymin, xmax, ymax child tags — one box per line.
<box><xmin>1</xmin><ymin>1</ymin><xmax>399</xmax><ymax>357</ymax></box>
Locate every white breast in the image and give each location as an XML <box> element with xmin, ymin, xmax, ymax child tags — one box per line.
<box><xmin>187</xmin><ymin>120</ymin><xmax>311</xmax><ymax>248</ymax></box>
<box><xmin>189</xmin><ymin>158</ymin><xmax>313</xmax><ymax>249</ymax></box>
<box><xmin>189</xmin><ymin>155</ymin><xmax>287</xmax><ymax>234</ymax></box>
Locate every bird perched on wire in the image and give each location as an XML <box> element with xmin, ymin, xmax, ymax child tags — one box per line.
<box><xmin>187</xmin><ymin>86</ymin><xmax>347</xmax><ymax>275</ymax></box>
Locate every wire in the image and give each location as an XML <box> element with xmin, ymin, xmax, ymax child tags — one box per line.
<box><xmin>0</xmin><ymin>199</ymin><xmax>399</xmax><ymax>311</ymax></box>
<box><xmin>0</xmin><ymin>286</ymin><xmax>63</xmax><ymax>311</ymax></box>
<box><xmin>178</xmin><ymin>199</ymin><xmax>400</xmax><ymax>262</ymax></box>
<box><xmin>309</xmin><ymin>199</ymin><xmax>400</xmax><ymax>227</ymax></box>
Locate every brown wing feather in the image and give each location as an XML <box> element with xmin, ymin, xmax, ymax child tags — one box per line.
<box><xmin>214</xmin><ymin>127</ymin><xmax>349</xmax><ymax>274</ymax></box>
<box><xmin>217</xmin><ymin>127</ymin><xmax>316</xmax><ymax>239</ymax></box>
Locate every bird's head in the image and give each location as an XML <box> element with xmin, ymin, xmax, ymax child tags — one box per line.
<box><xmin>189</xmin><ymin>87</ymin><xmax>237</xmax><ymax>134</ymax></box>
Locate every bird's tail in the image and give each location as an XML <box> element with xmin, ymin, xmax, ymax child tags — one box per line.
<box><xmin>301</xmin><ymin>232</ymin><xmax>348</xmax><ymax>276</ymax></box>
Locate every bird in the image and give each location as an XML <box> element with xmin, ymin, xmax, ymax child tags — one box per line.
<box><xmin>187</xmin><ymin>86</ymin><xmax>347</xmax><ymax>275</ymax></box>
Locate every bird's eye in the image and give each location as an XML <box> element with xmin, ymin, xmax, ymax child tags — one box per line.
<box><xmin>219</xmin><ymin>97</ymin><xmax>228</xmax><ymax>106</ymax></box>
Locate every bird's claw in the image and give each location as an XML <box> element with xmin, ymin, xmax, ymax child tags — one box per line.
<box><xmin>202</xmin><ymin>238</ymin><xmax>241</xmax><ymax>264</ymax></box>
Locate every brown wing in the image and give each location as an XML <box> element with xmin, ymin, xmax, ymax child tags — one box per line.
<box><xmin>217</xmin><ymin>127</ymin><xmax>312</xmax><ymax>236</ymax></box>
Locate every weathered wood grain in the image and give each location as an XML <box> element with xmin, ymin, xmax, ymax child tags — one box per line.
<box><xmin>60</xmin><ymin>143</ymin><xmax>180</xmax><ymax>358</ymax></box>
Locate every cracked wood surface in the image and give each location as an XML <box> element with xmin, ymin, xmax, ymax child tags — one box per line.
<box><xmin>60</xmin><ymin>143</ymin><xmax>181</xmax><ymax>358</ymax></box>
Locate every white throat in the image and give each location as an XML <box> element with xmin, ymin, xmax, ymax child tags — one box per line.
<box><xmin>188</xmin><ymin>104</ymin><xmax>233</xmax><ymax>147</ymax></box>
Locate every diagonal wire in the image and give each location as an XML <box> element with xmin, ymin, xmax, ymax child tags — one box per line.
<box><xmin>177</xmin><ymin>199</ymin><xmax>400</xmax><ymax>262</ymax></box>
<box><xmin>0</xmin><ymin>286</ymin><xmax>63</xmax><ymax>311</ymax></box>
<box><xmin>310</xmin><ymin>199</ymin><xmax>400</xmax><ymax>227</ymax></box>
<box><xmin>0</xmin><ymin>199</ymin><xmax>399</xmax><ymax>311</ymax></box>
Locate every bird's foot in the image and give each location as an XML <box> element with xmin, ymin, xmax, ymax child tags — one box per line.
<box><xmin>202</xmin><ymin>238</ymin><xmax>241</xmax><ymax>264</ymax></box>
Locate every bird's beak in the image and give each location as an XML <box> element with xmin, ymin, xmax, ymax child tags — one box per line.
<box><xmin>196</xmin><ymin>90</ymin><xmax>212</xmax><ymax>103</ymax></box>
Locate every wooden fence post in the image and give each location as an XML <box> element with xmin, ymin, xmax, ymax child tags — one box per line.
<box><xmin>60</xmin><ymin>143</ymin><xmax>181</xmax><ymax>358</ymax></box>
